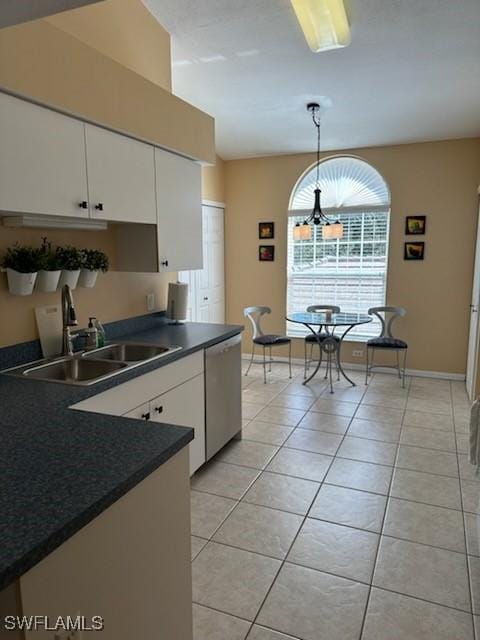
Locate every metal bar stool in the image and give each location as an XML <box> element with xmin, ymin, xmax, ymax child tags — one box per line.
<box><xmin>243</xmin><ymin>306</ymin><xmax>292</xmax><ymax>384</ymax></box>
<box><xmin>365</xmin><ymin>306</ymin><xmax>408</xmax><ymax>388</ymax></box>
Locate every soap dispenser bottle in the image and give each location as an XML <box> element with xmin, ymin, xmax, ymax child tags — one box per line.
<box><xmin>94</xmin><ymin>318</ymin><xmax>106</xmax><ymax>348</ymax></box>
<box><xmin>86</xmin><ymin>317</ymin><xmax>98</xmax><ymax>349</ymax></box>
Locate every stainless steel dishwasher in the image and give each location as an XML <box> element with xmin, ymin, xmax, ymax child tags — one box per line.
<box><xmin>205</xmin><ymin>333</ymin><xmax>242</xmax><ymax>460</ymax></box>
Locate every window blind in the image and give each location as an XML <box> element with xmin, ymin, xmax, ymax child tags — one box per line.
<box><xmin>287</xmin><ymin>210</ymin><xmax>390</xmax><ymax>340</ymax></box>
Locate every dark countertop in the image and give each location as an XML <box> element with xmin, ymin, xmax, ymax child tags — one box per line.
<box><xmin>0</xmin><ymin>320</ymin><xmax>243</xmax><ymax>591</ymax></box>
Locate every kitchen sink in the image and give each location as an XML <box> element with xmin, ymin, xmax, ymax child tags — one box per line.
<box><xmin>5</xmin><ymin>341</ymin><xmax>182</xmax><ymax>386</ymax></box>
<box><xmin>23</xmin><ymin>358</ymin><xmax>128</xmax><ymax>385</ymax></box>
<box><xmin>82</xmin><ymin>343</ymin><xmax>176</xmax><ymax>363</ymax></box>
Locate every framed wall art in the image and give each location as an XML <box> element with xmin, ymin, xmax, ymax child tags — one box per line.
<box><xmin>259</xmin><ymin>245</ymin><xmax>275</xmax><ymax>261</ymax></box>
<box><xmin>259</xmin><ymin>222</ymin><xmax>274</xmax><ymax>239</ymax></box>
<box><xmin>405</xmin><ymin>216</ymin><xmax>426</xmax><ymax>235</ymax></box>
<box><xmin>404</xmin><ymin>241</ymin><xmax>425</xmax><ymax>260</ymax></box>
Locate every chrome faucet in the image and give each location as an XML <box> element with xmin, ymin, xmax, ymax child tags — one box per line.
<box><xmin>61</xmin><ymin>285</ymin><xmax>79</xmax><ymax>356</ymax></box>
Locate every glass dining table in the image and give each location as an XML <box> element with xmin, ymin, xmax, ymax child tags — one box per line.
<box><xmin>286</xmin><ymin>312</ymin><xmax>372</xmax><ymax>393</ymax></box>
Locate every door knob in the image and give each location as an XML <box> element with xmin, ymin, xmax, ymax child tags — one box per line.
<box><xmin>154</xmin><ymin>406</ymin><xmax>163</xmax><ymax>414</ymax></box>
<box><xmin>95</xmin><ymin>203</ymin><xmax>104</xmax><ymax>211</ymax></box>
<box><xmin>203</xmin><ymin>296</ymin><xmax>209</xmax><ymax>301</ymax></box>
<box><xmin>78</xmin><ymin>201</ymin><xmax>88</xmax><ymax>209</ymax></box>
<box><xmin>160</xmin><ymin>260</ymin><xmax>169</xmax><ymax>267</ymax></box>
<box><xmin>141</xmin><ymin>411</ymin><xmax>150</xmax><ymax>421</ymax></box>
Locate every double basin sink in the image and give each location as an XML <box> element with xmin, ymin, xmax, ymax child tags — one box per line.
<box><xmin>8</xmin><ymin>342</ymin><xmax>181</xmax><ymax>386</ymax></box>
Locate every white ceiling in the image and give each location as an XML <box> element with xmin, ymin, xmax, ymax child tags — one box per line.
<box><xmin>144</xmin><ymin>0</ymin><xmax>480</xmax><ymax>160</ymax></box>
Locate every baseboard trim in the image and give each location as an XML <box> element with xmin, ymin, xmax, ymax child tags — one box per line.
<box><xmin>242</xmin><ymin>353</ymin><xmax>466</xmax><ymax>382</ymax></box>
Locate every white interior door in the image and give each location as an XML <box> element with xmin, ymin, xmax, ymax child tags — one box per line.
<box><xmin>179</xmin><ymin>204</ymin><xmax>225</xmax><ymax>323</ymax></box>
<box><xmin>466</xmin><ymin>197</ymin><xmax>480</xmax><ymax>400</ymax></box>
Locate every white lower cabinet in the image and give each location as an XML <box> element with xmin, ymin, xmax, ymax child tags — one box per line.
<box><xmin>123</xmin><ymin>402</ymin><xmax>151</xmax><ymax>422</ymax></box>
<box><xmin>71</xmin><ymin>351</ymin><xmax>206</xmax><ymax>475</ymax></box>
<box><xmin>149</xmin><ymin>374</ymin><xmax>205</xmax><ymax>475</ymax></box>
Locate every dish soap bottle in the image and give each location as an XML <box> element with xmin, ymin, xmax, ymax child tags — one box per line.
<box><xmin>86</xmin><ymin>317</ymin><xmax>98</xmax><ymax>349</ymax></box>
<box><xmin>94</xmin><ymin>318</ymin><xmax>106</xmax><ymax>348</ymax></box>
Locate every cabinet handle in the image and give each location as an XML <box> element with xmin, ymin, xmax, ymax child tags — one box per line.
<box><xmin>160</xmin><ymin>260</ymin><xmax>169</xmax><ymax>267</ymax></box>
<box><xmin>154</xmin><ymin>406</ymin><xmax>163</xmax><ymax>414</ymax></box>
<box><xmin>141</xmin><ymin>411</ymin><xmax>150</xmax><ymax>421</ymax></box>
<box><xmin>95</xmin><ymin>203</ymin><xmax>104</xmax><ymax>211</ymax></box>
<box><xmin>203</xmin><ymin>296</ymin><xmax>209</xmax><ymax>301</ymax></box>
<box><xmin>78</xmin><ymin>201</ymin><xmax>88</xmax><ymax>209</ymax></box>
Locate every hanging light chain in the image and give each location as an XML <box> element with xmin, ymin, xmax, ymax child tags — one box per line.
<box><xmin>313</xmin><ymin>106</ymin><xmax>321</xmax><ymax>188</ymax></box>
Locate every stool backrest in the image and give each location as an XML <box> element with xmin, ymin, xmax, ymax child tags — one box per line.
<box><xmin>306</xmin><ymin>305</ymin><xmax>341</xmax><ymax>314</ymax></box>
<box><xmin>243</xmin><ymin>306</ymin><xmax>271</xmax><ymax>340</ymax></box>
<box><xmin>368</xmin><ymin>306</ymin><xmax>406</xmax><ymax>338</ymax></box>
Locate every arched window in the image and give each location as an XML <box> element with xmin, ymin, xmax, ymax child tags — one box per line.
<box><xmin>287</xmin><ymin>156</ymin><xmax>391</xmax><ymax>339</ymax></box>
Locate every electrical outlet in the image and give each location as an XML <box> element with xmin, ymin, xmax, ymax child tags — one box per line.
<box><xmin>146</xmin><ymin>292</ymin><xmax>155</xmax><ymax>312</ymax></box>
<box><xmin>352</xmin><ymin>349</ymin><xmax>364</xmax><ymax>357</ymax></box>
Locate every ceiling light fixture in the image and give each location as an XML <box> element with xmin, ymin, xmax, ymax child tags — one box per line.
<box><xmin>290</xmin><ymin>0</ymin><xmax>351</xmax><ymax>53</ymax></box>
<box><xmin>293</xmin><ymin>103</ymin><xmax>343</xmax><ymax>241</ymax></box>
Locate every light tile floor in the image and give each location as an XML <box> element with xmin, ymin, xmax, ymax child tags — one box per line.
<box><xmin>190</xmin><ymin>362</ymin><xmax>478</xmax><ymax>640</ymax></box>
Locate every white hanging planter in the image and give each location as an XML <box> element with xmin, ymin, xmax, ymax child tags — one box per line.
<box><xmin>36</xmin><ymin>270</ymin><xmax>61</xmax><ymax>293</ymax></box>
<box><xmin>58</xmin><ymin>269</ymin><xmax>80</xmax><ymax>290</ymax></box>
<box><xmin>78</xmin><ymin>269</ymin><xmax>99</xmax><ymax>288</ymax></box>
<box><xmin>6</xmin><ymin>268</ymin><xmax>37</xmax><ymax>296</ymax></box>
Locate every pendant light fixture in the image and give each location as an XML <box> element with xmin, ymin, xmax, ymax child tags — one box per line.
<box><xmin>293</xmin><ymin>103</ymin><xmax>343</xmax><ymax>241</ymax></box>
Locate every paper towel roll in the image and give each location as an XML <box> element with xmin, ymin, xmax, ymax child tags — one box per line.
<box><xmin>167</xmin><ymin>281</ymin><xmax>188</xmax><ymax>322</ymax></box>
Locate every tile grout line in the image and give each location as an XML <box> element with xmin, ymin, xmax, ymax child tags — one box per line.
<box><xmin>245</xmin><ymin>373</ymin><xmax>370</xmax><ymax>636</ymax></box>
<box><xmin>241</xmin><ymin>362</ymin><xmax>361</xmax><ymax>636</ymax></box>
<box><xmin>357</xmin><ymin>371</ymin><xmax>411</xmax><ymax>639</ymax></box>
<box><xmin>451</xmin><ymin>378</ymin><xmax>477</xmax><ymax>636</ymax></box>
<box><xmin>194</xmin><ymin>372</ymin><xmax>475</xmax><ymax>638</ymax></box>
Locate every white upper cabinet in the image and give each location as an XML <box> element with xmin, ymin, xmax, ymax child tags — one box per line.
<box><xmin>85</xmin><ymin>124</ymin><xmax>156</xmax><ymax>224</ymax></box>
<box><xmin>0</xmin><ymin>92</ymin><xmax>89</xmax><ymax>218</ymax></box>
<box><xmin>155</xmin><ymin>148</ymin><xmax>203</xmax><ymax>272</ymax></box>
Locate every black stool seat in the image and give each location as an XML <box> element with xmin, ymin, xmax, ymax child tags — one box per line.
<box><xmin>367</xmin><ymin>337</ymin><xmax>408</xmax><ymax>349</ymax></box>
<box><xmin>254</xmin><ymin>334</ymin><xmax>291</xmax><ymax>346</ymax></box>
<box><xmin>305</xmin><ymin>333</ymin><xmax>340</xmax><ymax>344</ymax></box>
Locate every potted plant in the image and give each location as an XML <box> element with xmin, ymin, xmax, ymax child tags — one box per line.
<box><xmin>36</xmin><ymin>238</ymin><xmax>61</xmax><ymax>293</ymax></box>
<box><xmin>56</xmin><ymin>245</ymin><xmax>83</xmax><ymax>290</ymax></box>
<box><xmin>78</xmin><ymin>249</ymin><xmax>109</xmax><ymax>288</ymax></box>
<box><xmin>1</xmin><ymin>244</ymin><xmax>41</xmax><ymax>295</ymax></box>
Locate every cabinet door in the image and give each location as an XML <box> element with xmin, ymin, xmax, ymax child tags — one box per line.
<box><xmin>150</xmin><ymin>374</ymin><xmax>205</xmax><ymax>475</ymax></box>
<box><xmin>123</xmin><ymin>402</ymin><xmax>151</xmax><ymax>422</ymax></box>
<box><xmin>155</xmin><ymin>148</ymin><xmax>203</xmax><ymax>272</ymax></box>
<box><xmin>0</xmin><ymin>93</ymin><xmax>88</xmax><ymax>218</ymax></box>
<box><xmin>85</xmin><ymin>124</ymin><xmax>156</xmax><ymax>224</ymax></box>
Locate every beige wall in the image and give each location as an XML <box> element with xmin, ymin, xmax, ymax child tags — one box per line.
<box><xmin>225</xmin><ymin>139</ymin><xmax>480</xmax><ymax>374</ymax></box>
<box><xmin>202</xmin><ymin>155</ymin><xmax>226</xmax><ymax>203</ymax></box>
<box><xmin>46</xmin><ymin>0</ymin><xmax>172</xmax><ymax>92</ymax></box>
<box><xmin>0</xmin><ymin>18</ymin><xmax>214</xmax><ymax>163</ymax></box>
<box><xmin>0</xmin><ymin>227</ymin><xmax>176</xmax><ymax>347</ymax></box>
